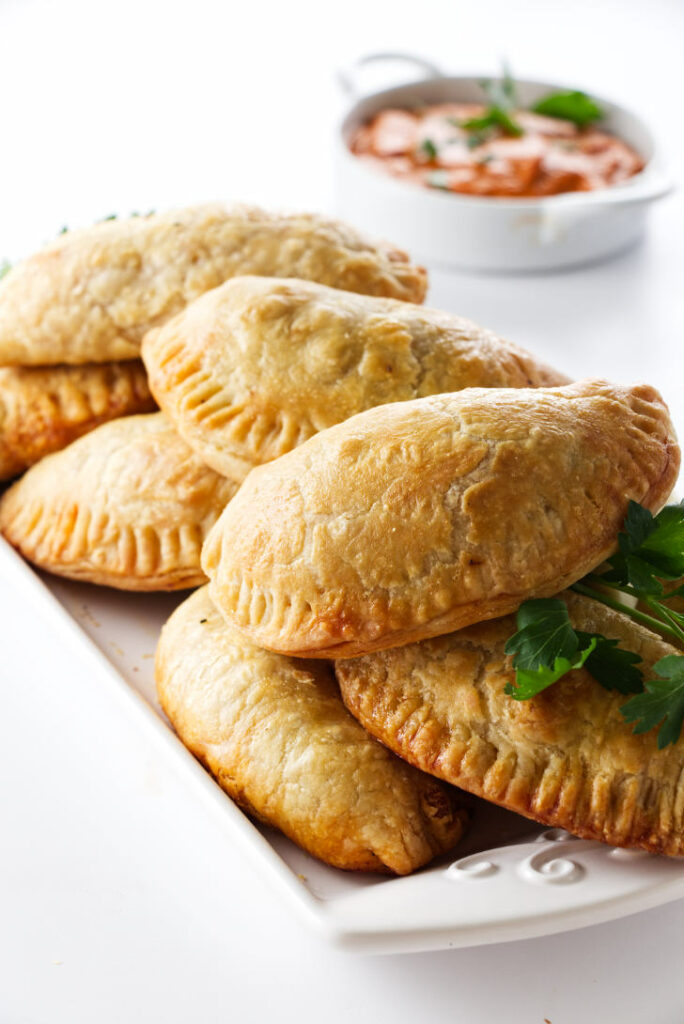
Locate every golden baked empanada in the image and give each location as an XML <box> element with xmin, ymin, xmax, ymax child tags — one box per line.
<box><xmin>0</xmin><ymin>413</ymin><xmax>236</xmax><ymax>590</ymax></box>
<box><xmin>0</xmin><ymin>205</ymin><xmax>426</xmax><ymax>366</ymax></box>
<box><xmin>156</xmin><ymin>586</ymin><xmax>467</xmax><ymax>874</ymax></box>
<box><xmin>142</xmin><ymin>276</ymin><xmax>567</xmax><ymax>481</ymax></box>
<box><xmin>0</xmin><ymin>360</ymin><xmax>155</xmax><ymax>482</ymax></box>
<box><xmin>336</xmin><ymin>591</ymin><xmax>684</xmax><ymax>856</ymax></box>
<box><xmin>202</xmin><ymin>380</ymin><xmax>679</xmax><ymax>658</ymax></box>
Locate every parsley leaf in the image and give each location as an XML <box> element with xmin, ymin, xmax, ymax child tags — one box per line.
<box><xmin>460</xmin><ymin>67</ymin><xmax>523</xmax><ymax>140</ymax></box>
<box><xmin>504</xmin><ymin>598</ymin><xmax>645</xmax><ymax>701</ymax></box>
<box><xmin>621</xmin><ymin>656</ymin><xmax>684</xmax><ymax>748</ymax></box>
<box><xmin>605</xmin><ymin>500</ymin><xmax>684</xmax><ymax>592</ymax></box>
<box><xmin>532</xmin><ymin>90</ymin><xmax>603</xmax><ymax>127</ymax></box>
<box><xmin>505</xmin><ymin>639</ymin><xmax>596</xmax><ymax>700</ymax></box>
<box><xmin>505</xmin><ymin>501</ymin><xmax>684</xmax><ymax>743</ymax></box>
<box><xmin>505</xmin><ymin>598</ymin><xmax>578</xmax><ymax>670</ymax></box>
<box><xmin>418</xmin><ymin>138</ymin><xmax>438</xmax><ymax>160</ymax></box>
<box><xmin>622</xmin><ymin>500</ymin><xmax>656</xmax><ymax>549</ymax></box>
<box><xmin>577</xmin><ymin>632</ymin><xmax>643</xmax><ymax>694</ymax></box>
<box><xmin>462</xmin><ymin>107</ymin><xmax>523</xmax><ymax>138</ymax></box>
<box><xmin>640</xmin><ymin>503</ymin><xmax>684</xmax><ymax>577</ymax></box>
<box><xmin>0</xmin><ymin>260</ymin><xmax>11</xmax><ymax>281</ymax></box>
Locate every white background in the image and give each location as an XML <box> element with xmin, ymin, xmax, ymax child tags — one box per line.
<box><xmin>1</xmin><ymin>0</ymin><xmax>684</xmax><ymax>1021</ymax></box>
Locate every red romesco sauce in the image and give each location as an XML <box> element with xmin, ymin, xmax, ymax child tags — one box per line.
<box><xmin>350</xmin><ymin>104</ymin><xmax>644</xmax><ymax>197</ymax></box>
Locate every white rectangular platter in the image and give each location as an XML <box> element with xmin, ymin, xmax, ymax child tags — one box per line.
<box><xmin>6</xmin><ymin>535</ymin><xmax>684</xmax><ymax>954</ymax></box>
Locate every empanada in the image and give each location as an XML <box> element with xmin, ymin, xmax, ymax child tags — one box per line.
<box><xmin>202</xmin><ymin>380</ymin><xmax>679</xmax><ymax>658</ymax></box>
<box><xmin>0</xmin><ymin>413</ymin><xmax>237</xmax><ymax>589</ymax></box>
<box><xmin>142</xmin><ymin>276</ymin><xmax>567</xmax><ymax>481</ymax></box>
<box><xmin>336</xmin><ymin>591</ymin><xmax>684</xmax><ymax>856</ymax></box>
<box><xmin>0</xmin><ymin>360</ymin><xmax>155</xmax><ymax>482</ymax></box>
<box><xmin>156</xmin><ymin>586</ymin><xmax>467</xmax><ymax>874</ymax></box>
<box><xmin>0</xmin><ymin>205</ymin><xmax>426</xmax><ymax>366</ymax></box>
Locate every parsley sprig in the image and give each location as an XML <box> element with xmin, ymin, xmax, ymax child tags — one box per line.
<box><xmin>460</xmin><ymin>69</ymin><xmax>523</xmax><ymax>140</ymax></box>
<box><xmin>457</xmin><ymin>65</ymin><xmax>603</xmax><ymax>146</ymax></box>
<box><xmin>418</xmin><ymin>138</ymin><xmax>438</xmax><ymax>161</ymax></box>
<box><xmin>504</xmin><ymin>599</ymin><xmax>642</xmax><ymax>700</ymax></box>
<box><xmin>505</xmin><ymin>501</ymin><xmax>684</xmax><ymax>748</ymax></box>
<box><xmin>532</xmin><ymin>90</ymin><xmax>602</xmax><ymax>127</ymax></box>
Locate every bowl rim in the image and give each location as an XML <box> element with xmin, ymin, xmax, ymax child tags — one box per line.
<box><xmin>337</xmin><ymin>72</ymin><xmax>668</xmax><ymax>210</ymax></box>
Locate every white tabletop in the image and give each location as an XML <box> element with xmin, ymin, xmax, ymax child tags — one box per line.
<box><xmin>2</xmin><ymin>0</ymin><xmax>684</xmax><ymax>1020</ymax></box>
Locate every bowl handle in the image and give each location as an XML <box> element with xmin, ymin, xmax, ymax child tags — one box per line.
<box><xmin>535</xmin><ymin>169</ymin><xmax>674</xmax><ymax>244</ymax></box>
<box><xmin>337</xmin><ymin>52</ymin><xmax>443</xmax><ymax>98</ymax></box>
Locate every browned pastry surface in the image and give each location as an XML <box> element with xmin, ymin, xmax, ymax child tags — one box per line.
<box><xmin>336</xmin><ymin>591</ymin><xmax>684</xmax><ymax>856</ymax></box>
<box><xmin>0</xmin><ymin>413</ymin><xmax>237</xmax><ymax>590</ymax></box>
<box><xmin>156</xmin><ymin>586</ymin><xmax>467</xmax><ymax>874</ymax></box>
<box><xmin>0</xmin><ymin>360</ymin><xmax>155</xmax><ymax>481</ymax></box>
<box><xmin>202</xmin><ymin>380</ymin><xmax>679</xmax><ymax>658</ymax></box>
<box><xmin>0</xmin><ymin>205</ymin><xmax>426</xmax><ymax>366</ymax></box>
<box><xmin>142</xmin><ymin>275</ymin><xmax>567</xmax><ymax>481</ymax></box>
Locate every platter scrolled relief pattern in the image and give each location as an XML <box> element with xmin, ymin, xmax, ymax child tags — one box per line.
<box><xmin>443</xmin><ymin>828</ymin><xmax>649</xmax><ymax>887</ymax></box>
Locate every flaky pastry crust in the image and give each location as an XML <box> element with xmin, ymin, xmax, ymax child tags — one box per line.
<box><xmin>0</xmin><ymin>205</ymin><xmax>426</xmax><ymax>366</ymax></box>
<box><xmin>142</xmin><ymin>276</ymin><xmax>567</xmax><ymax>481</ymax></box>
<box><xmin>0</xmin><ymin>360</ymin><xmax>155</xmax><ymax>481</ymax></box>
<box><xmin>336</xmin><ymin>592</ymin><xmax>684</xmax><ymax>856</ymax></box>
<box><xmin>202</xmin><ymin>380</ymin><xmax>679</xmax><ymax>658</ymax></box>
<box><xmin>0</xmin><ymin>413</ymin><xmax>237</xmax><ymax>589</ymax></box>
<box><xmin>156</xmin><ymin>587</ymin><xmax>466</xmax><ymax>874</ymax></box>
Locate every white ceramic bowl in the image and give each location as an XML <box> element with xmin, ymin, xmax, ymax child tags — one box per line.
<box><xmin>334</xmin><ymin>53</ymin><xmax>672</xmax><ymax>272</ymax></box>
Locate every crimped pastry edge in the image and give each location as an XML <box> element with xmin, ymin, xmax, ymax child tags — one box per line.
<box><xmin>202</xmin><ymin>382</ymin><xmax>679</xmax><ymax>658</ymax></box>
<box><xmin>336</xmin><ymin>592</ymin><xmax>684</xmax><ymax>856</ymax></box>
<box><xmin>0</xmin><ymin>360</ymin><xmax>156</xmax><ymax>481</ymax></box>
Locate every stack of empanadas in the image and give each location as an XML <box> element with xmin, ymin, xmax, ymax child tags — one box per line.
<box><xmin>0</xmin><ymin>204</ymin><xmax>430</xmax><ymax>584</ymax></box>
<box><xmin>0</xmin><ymin>203</ymin><xmax>426</xmax><ymax>483</ymax></box>
<box><xmin>2</xmin><ymin>202</ymin><xmax>682</xmax><ymax>874</ymax></box>
<box><xmin>198</xmin><ymin>376</ymin><xmax>684</xmax><ymax>857</ymax></box>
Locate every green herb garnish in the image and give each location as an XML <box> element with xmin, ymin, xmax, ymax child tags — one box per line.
<box><xmin>461</xmin><ymin>106</ymin><xmax>523</xmax><ymax>139</ymax></box>
<box><xmin>426</xmin><ymin>170</ymin><xmax>450</xmax><ymax>190</ymax></box>
<box><xmin>418</xmin><ymin>138</ymin><xmax>438</xmax><ymax>161</ymax></box>
<box><xmin>621</xmin><ymin>657</ymin><xmax>684</xmax><ymax>749</ymax></box>
<box><xmin>480</xmin><ymin>66</ymin><xmax>518</xmax><ymax>112</ymax></box>
<box><xmin>460</xmin><ymin>68</ymin><xmax>524</xmax><ymax>139</ymax></box>
<box><xmin>605</xmin><ymin>501</ymin><xmax>684</xmax><ymax>592</ymax></box>
<box><xmin>577</xmin><ymin>633</ymin><xmax>644</xmax><ymax>695</ymax></box>
<box><xmin>504</xmin><ymin>501</ymin><xmax>684</xmax><ymax>747</ymax></box>
<box><xmin>532</xmin><ymin>89</ymin><xmax>603</xmax><ymax>127</ymax></box>
<box><xmin>0</xmin><ymin>260</ymin><xmax>11</xmax><ymax>281</ymax></box>
<box><xmin>500</xmin><ymin>60</ymin><xmax>517</xmax><ymax>106</ymax></box>
<box><xmin>504</xmin><ymin>599</ymin><xmax>641</xmax><ymax>700</ymax></box>
<box><xmin>466</xmin><ymin>131</ymin><xmax>491</xmax><ymax>150</ymax></box>
<box><xmin>505</xmin><ymin>598</ymin><xmax>579</xmax><ymax>675</ymax></box>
